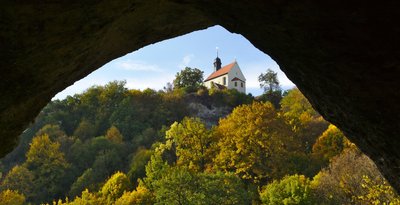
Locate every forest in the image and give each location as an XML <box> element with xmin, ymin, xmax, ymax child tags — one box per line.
<box><xmin>0</xmin><ymin>68</ymin><xmax>399</xmax><ymax>205</ymax></box>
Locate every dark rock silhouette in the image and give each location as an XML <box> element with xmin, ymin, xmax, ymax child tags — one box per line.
<box><xmin>1</xmin><ymin>1</ymin><xmax>399</xmax><ymax>192</ymax></box>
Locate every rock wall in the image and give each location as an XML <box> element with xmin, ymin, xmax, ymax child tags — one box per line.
<box><xmin>1</xmin><ymin>1</ymin><xmax>399</xmax><ymax>192</ymax></box>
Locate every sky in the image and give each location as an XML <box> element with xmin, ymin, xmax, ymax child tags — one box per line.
<box><xmin>53</xmin><ymin>25</ymin><xmax>295</xmax><ymax>100</ymax></box>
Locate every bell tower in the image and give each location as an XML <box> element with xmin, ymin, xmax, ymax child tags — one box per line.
<box><xmin>214</xmin><ymin>47</ymin><xmax>221</xmax><ymax>71</ymax></box>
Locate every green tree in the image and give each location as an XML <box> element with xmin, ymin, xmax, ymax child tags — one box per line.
<box><xmin>95</xmin><ymin>81</ymin><xmax>129</xmax><ymax>135</ymax></box>
<box><xmin>258</xmin><ymin>69</ymin><xmax>282</xmax><ymax>108</ymax></box>
<box><xmin>69</xmin><ymin>136</ymin><xmax>122</xmax><ymax>176</ymax></box>
<box><xmin>36</xmin><ymin>124</ymin><xmax>67</xmax><ymax>140</ymax></box>
<box><xmin>198</xmin><ymin>172</ymin><xmax>251</xmax><ymax>204</ymax></box>
<box><xmin>151</xmin><ymin>166</ymin><xmax>250</xmax><ymax>205</ymax></box>
<box><xmin>143</xmin><ymin>150</ymin><xmax>170</xmax><ymax>190</ymax></box>
<box><xmin>68</xmin><ymin>139</ymin><xmax>92</xmax><ymax>173</ymax></box>
<box><xmin>69</xmin><ymin>147</ymin><xmax>126</xmax><ymax>197</ymax></box>
<box><xmin>127</xmin><ymin>148</ymin><xmax>153</xmax><ymax>183</ymax></box>
<box><xmin>218</xmin><ymin>89</ymin><xmax>253</xmax><ymax>107</ymax></box>
<box><xmin>73</xmin><ymin>119</ymin><xmax>96</xmax><ymax>141</ymax></box>
<box><xmin>132</xmin><ymin>128</ymin><xmax>159</xmax><ymax>150</ymax></box>
<box><xmin>0</xmin><ymin>190</ymin><xmax>26</xmax><ymax>205</ymax></box>
<box><xmin>166</xmin><ymin>117</ymin><xmax>215</xmax><ymax>171</ymax></box>
<box><xmin>173</xmin><ymin>67</ymin><xmax>204</xmax><ymax>93</ymax></box>
<box><xmin>151</xmin><ymin>167</ymin><xmax>198</xmax><ymax>205</ymax></box>
<box><xmin>260</xmin><ymin>174</ymin><xmax>314</xmax><ymax>205</ymax></box>
<box><xmin>258</xmin><ymin>69</ymin><xmax>280</xmax><ymax>94</ymax></box>
<box><xmin>68</xmin><ymin>168</ymin><xmax>99</xmax><ymax>198</ymax></box>
<box><xmin>91</xmin><ymin>149</ymin><xmax>124</xmax><ymax>178</ymax></box>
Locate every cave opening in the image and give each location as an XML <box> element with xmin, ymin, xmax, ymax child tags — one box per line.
<box><xmin>2</xmin><ymin>24</ymin><xmax>398</xmax><ymax>204</ymax></box>
<box><xmin>1</xmin><ymin>1</ymin><xmax>399</xmax><ymax>201</ymax></box>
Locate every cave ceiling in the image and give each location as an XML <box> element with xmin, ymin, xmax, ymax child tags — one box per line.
<box><xmin>1</xmin><ymin>0</ymin><xmax>399</xmax><ymax>192</ymax></box>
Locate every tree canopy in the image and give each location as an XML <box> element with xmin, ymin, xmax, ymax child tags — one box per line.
<box><xmin>258</xmin><ymin>69</ymin><xmax>282</xmax><ymax>108</ymax></box>
<box><xmin>258</xmin><ymin>69</ymin><xmax>280</xmax><ymax>94</ymax></box>
<box><xmin>1</xmin><ymin>82</ymin><xmax>398</xmax><ymax>204</ymax></box>
<box><xmin>214</xmin><ymin>101</ymin><xmax>293</xmax><ymax>183</ymax></box>
<box><xmin>260</xmin><ymin>174</ymin><xmax>314</xmax><ymax>205</ymax></box>
<box><xmin>165</xmin><ymin>117</ymin><xmax>215</xmax><ymax>172</ymax></box>
<box><xmin>173</xmin><ymin>67</ymin><xmax>204</xmax><ymax>93</ymax></box>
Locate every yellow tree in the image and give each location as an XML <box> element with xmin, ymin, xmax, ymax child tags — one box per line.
<box><xmin>26</xmin><ymin>134</ymin><xmax>69</xmax><ymax>170</ymax></box>
<box><xmin>25</xmin><ymin>134</ymin><xmax>70</xmax><ymax>203</ymax></box>
<box><xmin>0</xmin><ymin>190</ymin><xmax>25</xmax><ymax>205</ymax></box>
<box><xmin>115</xmin><ymin>182</ymin><xmax>154</xmax><ymax>205</ymax></box>
<box><xmin>101</xmin><ymin>172</ymin><xmax>131</xmax><ymax>204</ymax></box>
<box><xmin>280</xmin><ymin>88</ymin><xmax>328</xmax><ymax>154</ymax></box>
<box><xmin>280</xmin><ymin>88</ymin><xmax>319</xmax><ymax>127</ymax></box>
<box><xmin>105</xmin><ymin>125</ymin><xmax>123</xmax><ymax>144</ymax></box>
<box><xmin>356</xmin><ymin>175</ymin><xmax>400</xmax><ymax>204</ymax></box>
<box><xmin>214</xmin><ymin>101</ymin><xmax>293</xmax><ymax>183</ymax></box>
<box><xmin>310</xmin><ymin>146</ymin><xmax>394</xmax><ymax>204</ymax></box>
<box><xmin>312</xmin><ymin>125</ymin><xmax>351</xmax><ymax>163</ymax></box>
<box><xmin>0</xmin><ymin>165</ymin><xmax>34</xmax><ymax>200</ymax></box>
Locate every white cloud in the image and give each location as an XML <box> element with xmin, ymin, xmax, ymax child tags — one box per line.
<box><xmin>117</xmin><ymin>60</ymin><xmax>162</xmax><ymax>72</ymax></box>
<box><xmin>125</xmin><ymin>74</ymin><xmax>176</xmax><ymax>91</ymax></box>
<box><xmin>178</xmin><ymin>54</ymin><xmax>195</xmax><ymax>69</ymax></box>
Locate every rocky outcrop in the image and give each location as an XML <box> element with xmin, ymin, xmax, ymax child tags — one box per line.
<box><xmin>188</xmin><ymin>102</ymin><xmax>230</xmax><ymax>127</ymax></box>
<box><xmin>1</xmin><ymin>1</ymin><xmax>399</xmax><ymax>192</ymax></box>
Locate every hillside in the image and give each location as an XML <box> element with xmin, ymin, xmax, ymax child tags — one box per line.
<box><xmin>0</xmin><ymin>81</ymin><xmax>398</xmax><ymax>204</ymax></box>
<box><xmin>0</xmin><ymin>81</ymin><xmax>252</xmax><ymax>203</ymax></box>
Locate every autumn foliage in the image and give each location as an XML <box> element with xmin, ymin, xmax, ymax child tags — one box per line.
<box><xmin>0</xmin><ymin>82</ymin><xmax>398</xmax><ymax>204</ymax></box>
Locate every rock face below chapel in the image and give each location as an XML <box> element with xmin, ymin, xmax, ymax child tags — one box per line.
<box><xmin>1</xmin><ymin>1</ymin><xmax>399</xmax><ymax>192</ymax></box>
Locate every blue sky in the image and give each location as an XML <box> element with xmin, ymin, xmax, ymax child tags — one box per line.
<box><xmin>53</xmin><ymin>25</ymin><xmax>295</xmax><ymax>100</ymax></box>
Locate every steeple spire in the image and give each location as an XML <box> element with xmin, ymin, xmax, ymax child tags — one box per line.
<box><xmin>214</xmin><ymin>47</ymin><xmax>222</xmax><ymax>71</ymax></box>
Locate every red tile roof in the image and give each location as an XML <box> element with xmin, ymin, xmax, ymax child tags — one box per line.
<box><xmin>204</xmin><ymin>62</ymin><xmax>236</xmax><ymax>82</ymax></box>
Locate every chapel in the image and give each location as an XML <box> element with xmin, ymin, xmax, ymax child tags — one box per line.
<box><xmin>204</xmin><ymin>56</ymin><xmax>246</xmax><ymax>93</ymax></box>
